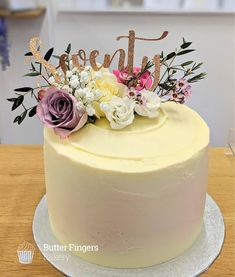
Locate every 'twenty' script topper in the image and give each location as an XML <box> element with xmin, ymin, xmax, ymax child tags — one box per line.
<box><xmin>29</xmin><ymin>30</ymin><xmax>168</xmax><ymax>91</ymax></box>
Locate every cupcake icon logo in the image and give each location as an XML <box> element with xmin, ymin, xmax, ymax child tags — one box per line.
<box><xmin>17</xmin><ymin>241</ymin><xmax>35</xmax><ymax>264</ymax></box>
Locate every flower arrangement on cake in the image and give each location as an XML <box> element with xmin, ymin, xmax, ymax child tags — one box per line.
<box><xmin>7</xmin><ymin>31</ymin><xmax>206</xmax><ymax>138</ymax></box>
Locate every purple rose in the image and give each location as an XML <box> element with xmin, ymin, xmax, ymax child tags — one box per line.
<box><xmin>37</xmin><ymin>87</ymin><xmax>87</xmax><ymax>139</ymax></box>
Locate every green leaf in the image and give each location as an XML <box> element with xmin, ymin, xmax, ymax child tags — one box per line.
<box><xmin>188</xmin><ymin>72</ymin><xmax>207</xmax><ymax>83</ymax></box>
<box><xmin>24</xmin><ymin>72</ymin><xmax>41</xmax><ymax>77</ymax></box>
<box><xmin>52</xmin><ymin>55</ymin><xmax>61</xmax><ymax>59</ymax></box>
<box><xmin>181</xmin><ymin>61</ymin><xmax>194</xmax><ymax>67</ymax></box>
<box><xmin>193</xmin><ymin>62</ymin><xmax>203</xmax><ymax>70</ymax></box>
<box><xmin>14</xmin><ymin>87</ymin><xmax>32</xmax><ymax>92</ymax></box>
<box><xmin>180</xmin><ymin>42</ymin><xmax>192</xmax><ymax>49</ymax></box>
<box><xmin>25</xmin><ymin>52</ymin><xmax>33</xmax><ymax>56</ymax></box>
<box><xmin>13</xmin><ymin>116</ymin><xmax>21</xmax><ymax>123</ymax></box>
<box><xmin>177</xmin><ymin>49</ymin><xmax>195</xmax><ymax>56</ymax></box>
<box><xmin>7</xmin><ymin>97</ymin><xmax>17</xmax><ymax>102</ymax></box>
<box><xmin>166</xmin><ymin>52</ymin><xmax>176</xmax><ymax>60</ymax></box>
<box><xmin>12</xmin><ymin>95</ymin><xmax>24</xmax><ymax>111</ymax></box>
<box><xmin>18</xmin><ymin>110</ymin><xmax>27</xmax><ymax>124</ymax></box>
<box><xmin>44</xmin><ymin>48</ymin><xmax>54</xmax><ymax>61</ymax></box>
<box><xmin>29</xmin><ymin>106</ymin><xmax>37</xmax><ymax>117</ymax></box>
<box><xmin>65</xmin><ymin>43</ymin><xmax>71</xmax><ymax>54</ymax></box>
<box><xmin>183</xmin><ymin>37</ymin><xmax>186</xmax><ymax>44</ymax></box>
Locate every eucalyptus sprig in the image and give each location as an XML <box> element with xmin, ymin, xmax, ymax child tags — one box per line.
<box><xmin>156</xmin><ymin>38</ymin><xmax>206</xmax><ymax>97</ymax></box>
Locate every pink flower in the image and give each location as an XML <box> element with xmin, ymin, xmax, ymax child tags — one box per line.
<box><xmin>183</xmin><ymin>85</ymin><xmax>192</xmax><ymax>97</ymax></box>
<box><xmin>169</xmin><ymin>78</ymin><xmax>192</xmax><ymax>104</ymax></box>
<box><xmin>113</xmin><ymin>66</ymin><xmax>152</xmax><ymax>91</ymax></box>
<box><xmin>37</xmin><ymin>87</ymin><xmax>87</xmax><ymax>139</ymax></box>
<box><xmin>127</xmin><ymin>87</ymin><xmax>138</xmax><ymax>99</ymax></box>
<box><xmin>176</xmin><ymin>78</ymin><xmax>189</xmax><ymax>91</ymax></box>
<box><xmin>169</xmin><ymin>91</ymin><xmax>186</xmax><ymax>104</ymax></box>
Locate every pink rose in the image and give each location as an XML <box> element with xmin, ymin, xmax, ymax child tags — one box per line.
<box><xmin>37</xmin><ymin>87</ymin><xmax>87</xmax><ymax>139</ymax></box>
<box><xmin>113</xmin><ymin>66</ymin><xmax>152</xmax><ymax>91</ymax></box>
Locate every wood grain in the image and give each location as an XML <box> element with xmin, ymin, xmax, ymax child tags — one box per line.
<box><xmin>0</xmin><ymin>7</ymin><xmax>46</xmax><ymax>18</ymax></box>
<box><xmin>0</xmin><ymin>146</ymin><xmax>234</xmax><ymax>276</ymax></box>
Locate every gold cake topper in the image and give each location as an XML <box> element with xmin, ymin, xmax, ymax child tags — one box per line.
<box><xmin>29</xmin><ymin>30</ymin><xmax>168</xmax><ymax>91</ymax></box>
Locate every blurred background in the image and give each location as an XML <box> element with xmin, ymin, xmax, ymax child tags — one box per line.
<box><xmin>0</xmin><ymin>0</ymin><xmax>234</xmax><ymax>145</ymax></box>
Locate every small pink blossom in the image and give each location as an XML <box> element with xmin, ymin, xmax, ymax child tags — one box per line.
<box><xmin>113</xmin><ymin>66</ymin><xmax>152</xmax><ymax>91</ymax></box>
<box><xmin>176</xmin><ymin>78</ymin><xmax>189</xmax><ymax>91</ymax></box>
<box><xmin>169</xmin><ymin>78</ymin><xmax>192</xmax><ymax>104</ymax></box>
<box><xmin>169</xmin><ymin>91</ymin><xmax>186</xmax><ymax>104</ymax></box>
<box><xmin>183</xmin><ymin>85</ymin><xmax>192</xmax><ymax>97</ymax></box>
<box><xmin>127</xmin><ymin>87</ymin><xmax>138</xmax><ymax>99</ymax></box>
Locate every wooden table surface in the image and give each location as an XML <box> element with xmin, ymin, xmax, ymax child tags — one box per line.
<box><xmin>0</xmin><ymin>146</ymin><xmax>234</xmax><ymax>277</ymax></box>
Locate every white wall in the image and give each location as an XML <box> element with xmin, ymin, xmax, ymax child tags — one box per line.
<box><xmin>0</xmin><ymin>11</ymin><xmax>235</xmax><ymax>145</ymax></box>
<box><xmin>54</xmin><ymin>12</ymin><xmax>235</xmax><ymax>146</ymax></box>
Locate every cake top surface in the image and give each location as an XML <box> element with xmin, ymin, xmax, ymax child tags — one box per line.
<box><xmin>45</xmin><ymin>102</ymin><xmax>209</xmax><ymax>172</ymax></box>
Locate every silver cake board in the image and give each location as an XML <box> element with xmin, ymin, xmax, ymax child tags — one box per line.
<box><xmin>33</xmin><ymin>194</ymin><xmax>225</xmax><ymax>277</ymax></box>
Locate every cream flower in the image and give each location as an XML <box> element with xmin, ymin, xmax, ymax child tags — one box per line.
<box><xmin>91</xmin><ymin>72</ymin><xmax>127</xmax><ymax>118</ymax></box>
<box><xmin>134</xmin><ymin>90</ymin><xmax>161</xmax><ymax>118</ymax></box>
<box><xmin>94</xmin><ymin>72</ymin><xmax>127</xmax><ymax>102</ymax></box>
<box><xmin>101</xmin><ymin>96</ymin><xmax>135</xmax><ymax>129</ymax></box>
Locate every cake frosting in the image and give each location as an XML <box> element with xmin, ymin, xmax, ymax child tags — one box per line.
<box><xmin>44</xmin><ymin>102</ymin><xmax>209</xmax><ymax>268</ymax></box>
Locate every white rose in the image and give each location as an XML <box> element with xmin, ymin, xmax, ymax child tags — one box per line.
<box><xmin>101</xmin><ymin>96</ymin><xmax>135</xmax><ymax>129</ymax></box>
<box><xmin>135</xmin><ymin>90</ymin><xmax>161</xmax><ymax>118</ymax></box>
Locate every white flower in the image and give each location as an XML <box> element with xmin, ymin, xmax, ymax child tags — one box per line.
<box><xmin>101</xmin><ymin>96</ymin><xmax>135</xmax><ymax>129</ymax></box>
<box><xmin>86</xmin><ymin>92</ymin><xmax>94</xmax><ymax>102</ymax></box>
<box><xmin>76</xmin><ymin>101</ymin><xmax>84</xmax><ymax>109</ymax></box>
<box><xmin>80</xmin><ymin>70</ymin><xmax>90</xmax><ymax>82</ymax></box>
<box><xmin>86</xmin><ymin>105</ymin><xmax>96</xmax><ymax>116</ymax></box>
<box><xmin>70</xmin><ymin>77</ymin><xmax>79</xmax><ymax>89</ymax></box>
<box><xmin>135</xmin><ymin>90</ymin><xmax>161</xmax><ymax>118</ymax></box>
<box><xmin>94</xmin><ymin>89</ymin><xmax>101</xmax><ymax>99</ymax></box>
<box><xmin>48</xmin><ymin>76</ymin><xmax>55</xmax><ymax>85</ymax></box>
<box><xmin>66</xmin><ymin>70</ymin><xmax>73</xmax><ymax>78</ymax></box>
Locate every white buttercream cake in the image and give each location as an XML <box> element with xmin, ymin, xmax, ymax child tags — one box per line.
<box><xmin>44</xmin><ymin>102</ymin><xmax>209</xmax><ymax>268</ymax></box>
